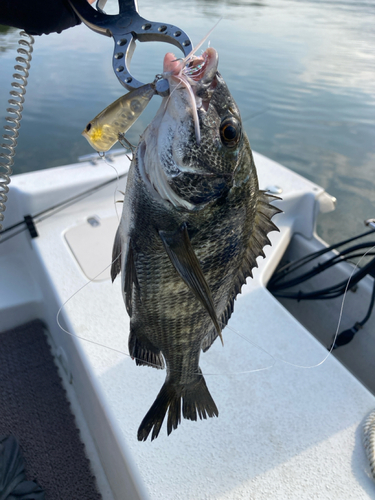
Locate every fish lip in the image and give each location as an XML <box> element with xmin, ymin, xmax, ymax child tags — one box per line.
<box><xmin>183</xmin><ymin>47</ymin><xmax>219</xmax><ymax>86</ymax></box>
<box><xmin>194</xmin><ymin>47</ymin><xmax>219</xmax><ymax>87</ymax></box>
<box><xmin>163</xmin><ymin>47</ymin><xmax>218</xmax><ymax>91</ymax></box>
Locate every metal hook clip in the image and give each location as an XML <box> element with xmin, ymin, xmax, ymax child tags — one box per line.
<box><xmin>68</xmin><ymin>0</ymin><xmax>192</xmax><ymax>96</ymax></box>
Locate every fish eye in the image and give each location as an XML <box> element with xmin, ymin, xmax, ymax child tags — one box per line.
<box><xmin>220</xmin><ymin>117</ymin><xmax>241</xmax><ymax>148</ymax></box>
<box><xmin>86</xmin><ymin>123</ymin><xmax>92</xmax><ymax>132</ymax></box>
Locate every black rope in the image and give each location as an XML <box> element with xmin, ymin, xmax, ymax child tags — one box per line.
<box><xmin>269</xmin><ymin>228</ymin><xmax>375</xmax><ymax>287</ymax></box>
<box><xmin>269</xmin><ymin>251</ymin><xmax>375</xmax><ymax>300</ymax></box>
<box><xmin>270</xmin><ymin>242</ymin><xmax>375</xmax><ymax>291</ymax></box>
<box><xmin>270</xmin><ymin>245</ymin><xmax>375</xmax><ymax>298</ymax></box>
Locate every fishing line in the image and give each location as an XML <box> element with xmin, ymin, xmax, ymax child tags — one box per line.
<box><xmin>55</xmin><ymin>253</ymin><xmax>168</xmax><ymax>368</ymax></box>
<box><xmin>229</xmin><ymin>244</ymin><xmax>375</xmax><ymax>370</ymax></box>
<box><xmin>56</xmin><ymin>303</ymin><xmax>276</xmax><ymax>376</ymax></box>
<box><xmin>55</xmin><ymin>257</ymin><xmax>276</xmax><ymax>376</ymax></box>
<box><xmin>53</xmin><ymin>24</ymin><xmax>374</xmax><ymax>379</ymax></box>
<box><xmin>56</xmin><ymin>237</ymin><xmax>375</xmax><ymax>377</ymax></box>
<box><xmin>98</xmin><ymin>152</ymin><xmax>123</xmax><ymax>221</ymax></box>
<box><xmin>56</xmin><ymin>257</ymin><xmax>137</xmax><ymax>358</ymax></box>
<box><xmin>202</xmin><ymin>320</ymin><xmax>276</xmax><ymax>376</ymax></box>
<box><xmin>281</xmin><ymin>245</ymin><xmax>375</xmax><ymax>368</ymax></box>
<box><xmin>242</xmin><ymin>108</ymin><xmax>270</xmax><ymax>124</ymax></box>
<box><xmin>169</xmin><ymin>18</ymin><xmax>221</xmax><ymax>68</ymax></box>
<box><xmin>56</xmin><ymin>240</ymin><xmax>277</xmax><ymax>376</ymax></box>
<box><xmin>7</xmin><ymin>146</ymin><xmax>369</xmax><ymax>377</ymax></box>
<box><xmin>55</xmin><ymin>153</ymin><xmax>130</xmax><ymax>356</ymax></box>
<box><xmin>56</xmin><ymin>145</ymin><xmax>278</xmax><ymax>377</ymax></box>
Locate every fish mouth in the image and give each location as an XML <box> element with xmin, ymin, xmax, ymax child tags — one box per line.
<box><xmin>163</xmin><ymin>47</ymin><xmax>218</xmax><ymax>89</ymax></box>
<box><xmin>163</xmin><ymin>48</ymin><xmax>219</xmax><ymax>143</ymax></box>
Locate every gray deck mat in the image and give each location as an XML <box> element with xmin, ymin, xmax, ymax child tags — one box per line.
<box><xmin>0</xmin><ymin>320</ymin><xmax>102</xmax><ymax>499</ymax></box>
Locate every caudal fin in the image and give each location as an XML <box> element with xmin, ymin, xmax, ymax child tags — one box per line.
<box><xmin>137</xmin><ymin>373</ymin><xmax>218</xmax><ymax>441</ymax></box>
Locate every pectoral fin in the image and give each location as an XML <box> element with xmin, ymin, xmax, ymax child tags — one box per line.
<box><xmin>111</xmin><ymin>227</ymin><xmax>122</xmax><ymax>283</ymax></box>
<box><xmin>159</xmin><ymin>223</ymin><xmax>223</xmax><ymax>345</ymax></box>
<box><xmin>124</xmin><ymin>239</ymin><xmax>138</xmax><ymax>317</ymax></box>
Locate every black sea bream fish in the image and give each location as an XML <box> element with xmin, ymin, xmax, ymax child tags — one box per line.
<box><xmin>111</xmin><ymin>47</ymin><xmax>280</xmax><ymax>441</ymax></box>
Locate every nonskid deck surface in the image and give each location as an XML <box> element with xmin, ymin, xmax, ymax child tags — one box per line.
<box><xmin>0</xmin><ymin>320</ymin><xmax>101</xmax><ymax>500</ymax></box>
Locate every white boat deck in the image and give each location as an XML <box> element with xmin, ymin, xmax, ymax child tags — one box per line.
<box><xmin>1</xmin><ymin>152</ymin><xmax>375</xmax><ymax>499</ymax></box>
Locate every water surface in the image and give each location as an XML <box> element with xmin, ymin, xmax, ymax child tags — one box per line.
<box><xmin>0</xmin><ymin>0</ymin><xmax>374</xmax><ymax>243</ymax></box>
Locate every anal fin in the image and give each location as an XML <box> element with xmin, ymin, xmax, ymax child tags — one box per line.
<box><xmin>201</xmin><ymin>327</ymin><xmax>219</xmax><ymax>353</ymax></box>
<box><xmin>159</xmin><ymin>223</ymin><xmax>223</xmax><ymax>345</ymax></box>
<box><xmin>128</xmin><ymin>328</ymin><xmax>165</xmax><ymax>369</ymax></box>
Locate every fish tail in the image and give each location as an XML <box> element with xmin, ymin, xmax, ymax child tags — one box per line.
<box><xmin>137</xmin><ymin>372</ymin><xmax>218</xmax><ymax>441</ymax></box>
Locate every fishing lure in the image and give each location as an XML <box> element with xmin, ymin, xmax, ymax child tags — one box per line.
<box><xmin>82</xmin><ymin>83</ymin><xmax>156</xmax><ymax>152</ymax></box>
